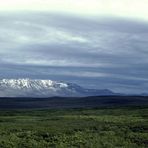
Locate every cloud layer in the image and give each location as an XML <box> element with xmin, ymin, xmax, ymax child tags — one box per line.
<box><xmin>0</xmin><ymin>12</ymin><xmax>148</xmax><ymax>94</ymax></box>
<box><xmin>0</xmin><ymin>0</ymin><xmax>148</xmax><ymax>21</ymax></box>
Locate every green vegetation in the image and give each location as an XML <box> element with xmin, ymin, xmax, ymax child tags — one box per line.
<box><xmin>0</xmin><ymin>106</ymin><xmax>147</xmax><ymax>148</ymax></box>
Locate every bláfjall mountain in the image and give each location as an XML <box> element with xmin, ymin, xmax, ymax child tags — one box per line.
<box><xmin>0</xmin><ymin>79</ymin><xmax>115</xmax><ymax>97</ymax></box>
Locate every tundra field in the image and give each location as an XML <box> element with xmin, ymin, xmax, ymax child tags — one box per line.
<box><xmin>0</xmin><ymin>104</ymin><xmax>148</xmax><ymax>147</ymax></box>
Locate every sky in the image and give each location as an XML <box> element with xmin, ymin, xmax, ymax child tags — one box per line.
<box><xmin>0</xmin><ymin>0</ymin><xmax>148</xmax><ymax>94</ymax></box>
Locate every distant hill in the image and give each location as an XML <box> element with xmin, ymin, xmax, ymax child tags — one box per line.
<box><xmin>0</xmin><ymin>96</ymin><xmax>147</xmax><ymax>109</ymax></box>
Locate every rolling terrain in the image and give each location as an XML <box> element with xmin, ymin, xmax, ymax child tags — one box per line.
<box><xmin>0</xmin><ymin>79</ymin><xmax>147</xmax><ymax>147</ymax></box>
<box><xmin>0</xmin><ymin>106</ymin><xmax>147</xmax><ymax>147</ymax></box>
<box><xmin>0</xmin><ymin>96</ymin><xmax>148</xmax><ymax>109</ymax></box>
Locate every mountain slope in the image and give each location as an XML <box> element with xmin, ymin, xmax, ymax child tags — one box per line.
<box><xmin>0</xmin><ymin>79</ymin><xmax>115</xmax><ymax>97</ymax></box>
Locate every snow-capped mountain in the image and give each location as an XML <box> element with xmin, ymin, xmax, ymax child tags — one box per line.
<box><xmin>0</xmin><ymin>79</ymin><xmax>115</xmax><ymax>97</ymax></box>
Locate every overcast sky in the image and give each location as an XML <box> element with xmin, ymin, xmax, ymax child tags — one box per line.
<box><xmin>0</xmin><ymin>0</ymin><xmax>148</xmax><ymax>94</ymax></box>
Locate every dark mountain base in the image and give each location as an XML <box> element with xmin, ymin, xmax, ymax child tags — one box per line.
<box><xmin>0</xmin><ymin>96</ymin><xmax>148</xmax><ymax>109</ymax></box>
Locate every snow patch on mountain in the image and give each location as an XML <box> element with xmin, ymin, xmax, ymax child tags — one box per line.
<box><xmin>0</xmin><ymin>78</ymin><xmax>115</xmax><ymax>97</ymax></box>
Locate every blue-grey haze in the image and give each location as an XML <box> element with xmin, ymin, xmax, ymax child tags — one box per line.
<box><xmin>0</xmin><ymin>12</ymin><xmax>148</xmax><ymax>94</ymax></box>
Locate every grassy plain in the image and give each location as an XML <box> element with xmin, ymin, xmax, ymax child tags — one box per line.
<box><xmin>0</xmin><ymin>106</ymin><xmax>147</xmax><ymax>147</ymax></box>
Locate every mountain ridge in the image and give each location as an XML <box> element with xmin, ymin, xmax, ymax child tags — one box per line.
<box><xmin>0</xmin><ymin>78</ymin><xmax>115</xmax><ymax>97</ymax></box>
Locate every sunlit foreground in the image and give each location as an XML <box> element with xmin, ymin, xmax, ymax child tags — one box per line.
<box><xmin>0</xmin><ymin>106</ymin><xmax>147</xmax><ymax>147</ymax></box>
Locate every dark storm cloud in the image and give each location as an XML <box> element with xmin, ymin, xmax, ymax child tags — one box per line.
<box><xmin>0</xmin><ymin>12</ymin><xmax>148</xmax><ymax>93</ymax></box>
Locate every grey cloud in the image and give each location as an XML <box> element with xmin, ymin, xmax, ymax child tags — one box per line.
<box><xmin>0</xmin><ymin>12</ymin><xmax>148</xmax><ymax>93</ymax></box>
